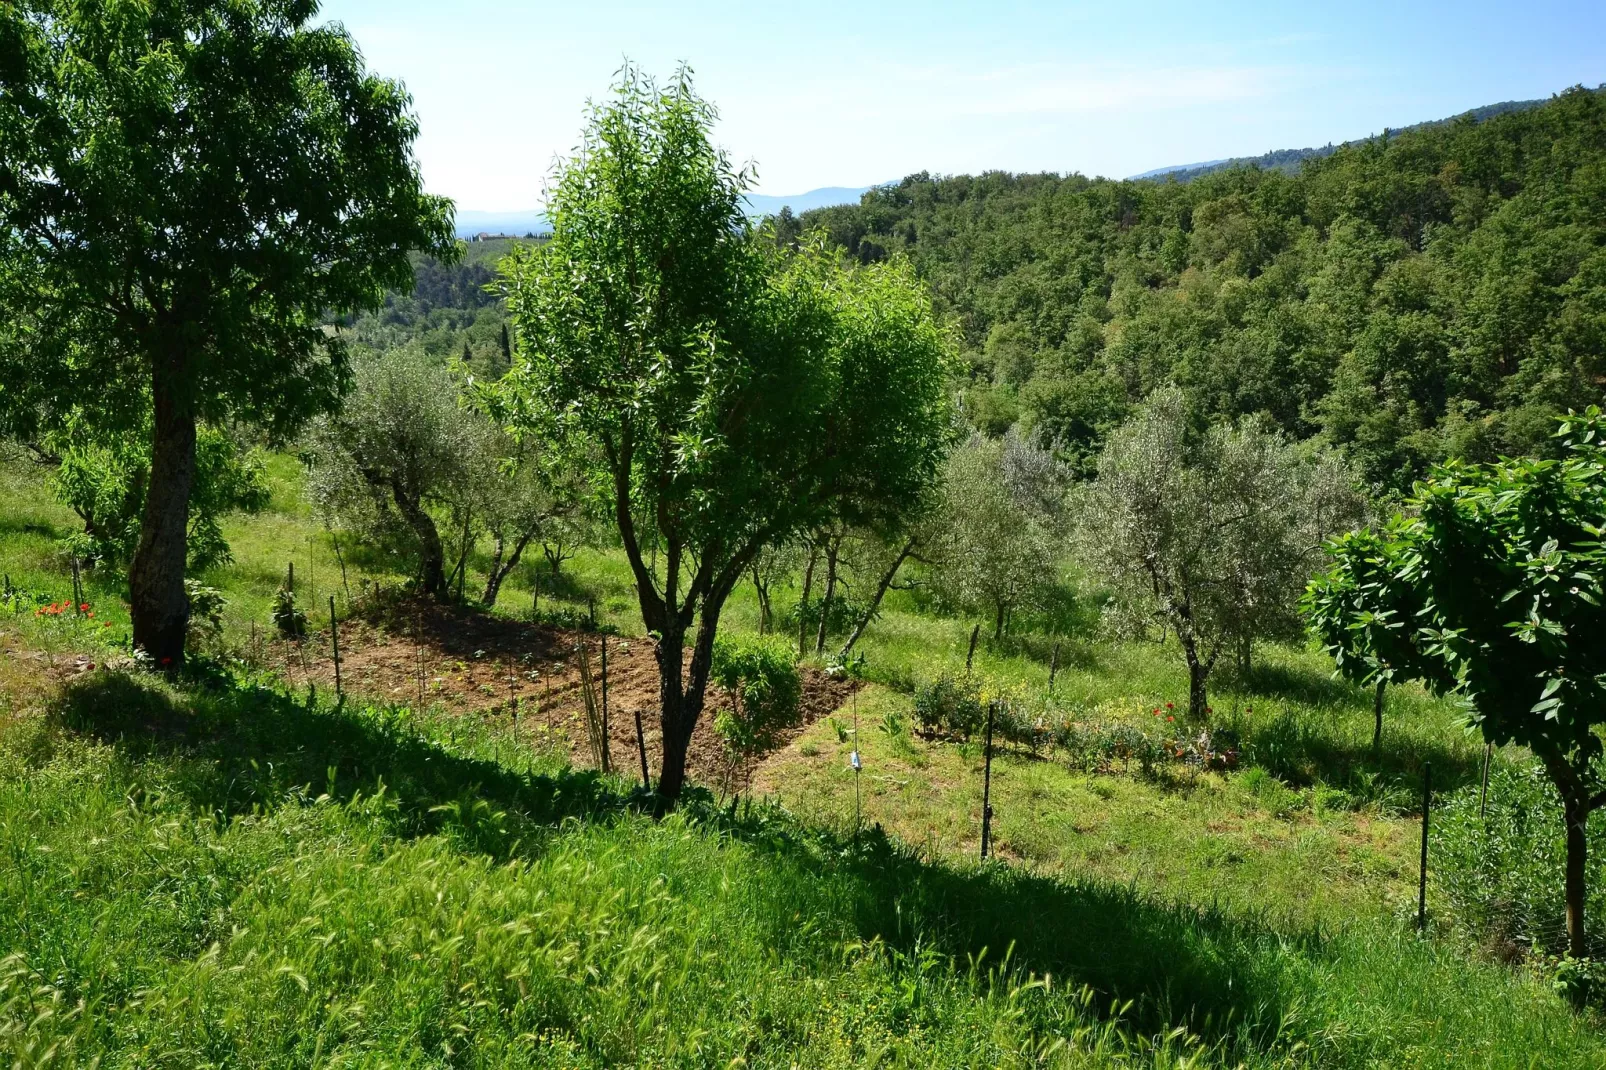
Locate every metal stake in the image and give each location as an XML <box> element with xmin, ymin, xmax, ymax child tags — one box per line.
<box><xmin>981</xmin><ymin>700</ymin><xmax>996</xmax><ymax>860</ymax></box>
<box><xmin>634</xmin><ymin>708</ymin><xmax>651</xmax><ymax>787</ymax></box>
<box><xmin>328</xmin><ymin>596</ymin><xmax>342</xmax><ymax>703</ymax></box>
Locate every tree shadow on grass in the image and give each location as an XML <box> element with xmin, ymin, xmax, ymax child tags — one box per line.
<box><xmin>51</xmin><ymin>670</ymin><xmax>632</xmax><ymax>856</ymax></box>
<box><xmin>712</xmin><ymin>810</ymin><xmax>1312</xmax><ymax>1059</ymax></box>
<box><xmin>52</xmin><ymin>669</ymin><xmax>1310</xmax><ymax>1059</ymax></box>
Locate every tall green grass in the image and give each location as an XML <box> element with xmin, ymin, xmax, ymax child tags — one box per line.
<box><xmin>1</xmin><ymin>670</ymin><xmax>1602</xmax><ymax>1068</ymax></box>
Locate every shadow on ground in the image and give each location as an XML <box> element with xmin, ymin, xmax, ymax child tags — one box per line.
<box><xmin>50</xmin><ymin>667</ymin><xmax>1319</xmax><ymax>1058</ymax></box>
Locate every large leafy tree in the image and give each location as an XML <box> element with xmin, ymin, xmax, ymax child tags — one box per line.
<box><xmin>0</xmin><ymin>0</ymin><xmax>454</xmax><ymax>665</ymax></box>
<box><xmin>1312</xmin><ymin>411</ymin><xmax>1606</xmax><ymax>957</ymax></box>
<box><xmin>498</xmin><ymin>66</ymin><xmax>952</xmax><ymax>801</ymax></box>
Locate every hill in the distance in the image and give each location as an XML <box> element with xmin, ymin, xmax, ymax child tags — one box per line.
<box><xmin>1127</xmin><ymin>93</ymin><xmax>1588</xmax><ymax>183</ymax></box>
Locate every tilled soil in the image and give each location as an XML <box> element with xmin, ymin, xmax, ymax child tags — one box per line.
<box><xmin>264</xmin><ymin>598</ymin><xmax>858</xmax><ymax>789</ymax></box>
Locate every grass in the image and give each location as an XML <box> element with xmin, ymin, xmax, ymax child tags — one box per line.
<box><xmin>2</xmin><ymin>668</ymin><xmax>1604</xmax><ymax>1068</ymax></box>
<box><xmin>3</xmin><ymin>451</ymin><xmax>1603</xmax><ymax>1065</ymax></box>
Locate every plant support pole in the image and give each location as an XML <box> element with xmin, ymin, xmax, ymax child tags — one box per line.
<box><xmin>634</xmin><ymin>708</ymin><xmax>650</xmax><ymax>787</ymax></box>
<box><xmin>1418</xmin><ymin>761</ymin><xmax>1431</xmax><ymax>931</ymax></box>
<box><xmin>965</xmin><ymin>623</ymin><xmax>980</xmax><ymax>677</ymax></box>
<box><xmin>981</xmin><ymin>700</ymin><xmax>996</xmax><ymax>861</ymax></box>
<box><xmin>1480</xmin><ymin>744</ymin><xmax>1492</xmax><ymax>819</ymax></box>
<box><xmin>328</xmin><ymin>596</ymin><xmax>342</xmax><ymax>703</ymax></box>
<box><xmin>1048</xmin><ymin>641</ymin><xmax>1061</xmax><ymax>693</ymax></box>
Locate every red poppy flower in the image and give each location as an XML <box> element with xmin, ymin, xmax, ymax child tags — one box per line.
<box><xmin>79</xmin><ymin>603</ymin><xmax>89</xmax><ymax>613</ymax></box>
<box><xmin>160</xmin><ymin>656</ymin><xmax>173</xmax><ymax>666</ymax></box>
<box><xmin>102</xmin><ymin>621</ymin><xmax>113</xmax><ymax>628</ymax></box>
<box><xmin>1165</xmin><ymin>702</ymin><xmax>1174</xmax><ymax>710</ymax></box>
<box><xmin>1167</xmin><ymin>715</ymin><xmax>1175</xmax><ymax>722</ymax></box>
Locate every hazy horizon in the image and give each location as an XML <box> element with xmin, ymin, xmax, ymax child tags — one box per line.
<box><xmin>318</xmin><ymin>0</ymin><xmax>1606</xmax><ymax>213</ymax></box>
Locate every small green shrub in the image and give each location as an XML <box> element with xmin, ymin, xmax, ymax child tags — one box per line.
<box><xmin>184</xmin><ymin>580</ymin><xmax>227</xmax><ymax>655</ymax></box>
<box><xmin>710</xmin><ymin>635</ymin><xmax>802</xmax><ymax>760</ymax></box>
<box><xmin>1435</xmin><ymin>761</ymin><xmax>1606</xmax><ymax>958</ymax></box>
<box><xmin>271</xmin><ymin>586</ymin><xmax>307</xmax><ymax>640</ymax></box>
<box><xmin>912</xmin><ymin>672</ymin><xmax>984</xmax><ymax>739</ymax></box>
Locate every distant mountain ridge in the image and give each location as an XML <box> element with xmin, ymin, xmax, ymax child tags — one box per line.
<box><xmin>1127</xmin><ymin>94</ymin><xmax>1584</xmax><ymax>183</ymax></box>
<box><xmin>452</xmin><ymin>185</ymin><xmax>881</xmax><ymax>238</ymax></box>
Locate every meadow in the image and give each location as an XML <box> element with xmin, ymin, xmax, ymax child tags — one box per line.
<box><xmin>3</xmin><ymin>451</ymin><xmax>1604</xmax><ymax>1066</ymax></box>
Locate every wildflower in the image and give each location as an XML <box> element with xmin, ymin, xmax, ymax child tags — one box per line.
<box><xmin>1206</xmin><ymin>706</ymin><xmax>1213</xmax><ymax>715</ymax></box>
<box><xmin>1165</xmin><ymin>702</ymin><xmax>1174</xmax><ymax>710</ymax></box>
<box><xmin>79</xmin><ymin>603</ymin><xmax>89</xmax><ymax>613</ymax></box>
<box><xmin>103</xmin><ymin>621</ymin><xmax>113</xmax><ymax>628</ymax></box>
<box><xmin>160</xmin><ymin>656</ymin><xmax>173</xmax><ymax>666</ymax></box>
<box><xmin>1167</xmin><ymin>715</ymin><xmax>1175</xmax><ymax>722</ymax></box>
<box><xmin>85</xmin><ymin>611</ymin><xmax>93</xmax><ymax>619</ymax></box>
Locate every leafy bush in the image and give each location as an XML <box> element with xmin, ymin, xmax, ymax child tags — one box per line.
<box><xmin>912</xmin><ymin>672</ymin><xmax>985</xmax><ymax>739</ymax></box>
<box><xmin>710</xmin><ymin>635</ymin><xmax>802</xmax><ymax>759</ymax></box>
<box><xmin>184</xmin><ymin>581</ymin><xmax>227</xmax><ymax>656</ymax></box>
<box><xmin>1435</xmin><ymin>762</ymin><xmax>1606</xmax><ymax>958</ymax></box>
<box><xmin>271</xmin><ymin>587</ymin><xmax>307</xmax><ymax>640</ymax></box>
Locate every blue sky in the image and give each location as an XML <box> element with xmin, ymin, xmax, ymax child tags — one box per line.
<box><xmin>317</xmin><ymin>0</ymin><xmax>1606</xmax><ymax>211</ymax></box>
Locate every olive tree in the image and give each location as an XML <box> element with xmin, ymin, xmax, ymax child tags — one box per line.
<box><xmin>1309</xmin><ymin>410</ymin><xmax>1606</xmax><ymax>958</ymax></box>
<box><xmin>498</xmin><ymin>67</ymin><xmax>951</xmax><ymax>801</ymax></box>
<box><xmin>0</xmin><ymin>0</ymin><xmax>453</xmax><ymax>665</ymax></box>
<box><xmin>305</xmin><ymin>351</ymin><xmax>478</xmax><ymax>598</ymax></box>
<box><xmin>931</xmin><ymin>434</ymin><xmax>1058</xmax><ymax>641</ymax></box>
<box><xmin>1076</xmin><ymin>385</ymin><xmax>1363</xmax><ymax>718</ymax></box>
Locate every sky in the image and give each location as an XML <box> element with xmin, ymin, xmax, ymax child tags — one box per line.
<box><xmin>317</xmin><ymin>0</ymin><xmax>1606</xmax><ymax>212</ymax></box>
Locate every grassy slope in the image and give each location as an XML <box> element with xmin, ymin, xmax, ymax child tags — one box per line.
<box><xmin>3</xmin><ymin>454</ymin><xmax>1603</xmax><ymax>1065</ymax></box>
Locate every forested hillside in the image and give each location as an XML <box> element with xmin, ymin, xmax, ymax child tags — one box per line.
<box><xmin>800</xmin><ymin>87</ymin><xmax>1606</xmax><ymax>488</ymax></box>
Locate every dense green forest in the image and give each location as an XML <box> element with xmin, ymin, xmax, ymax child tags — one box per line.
<box><xmin>791</xmin><ymin>87</ymin><xmax>1606</xmax><ymax>487</ymax></box>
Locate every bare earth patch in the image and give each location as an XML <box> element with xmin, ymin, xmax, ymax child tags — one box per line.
<box><xmin>265</xmin><ymin>598</ymin><xmax>858</xmax><ymax>788</ymax></box>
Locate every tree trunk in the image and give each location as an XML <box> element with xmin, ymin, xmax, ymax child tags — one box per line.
<box><xmin>1185</xmin><ymin>647</ymin><xmax>1210</xmax><ymax>721</ymax></box>
<box><xmin>129</xmin><ymin>358</ymin><xmax>197</xmax><ymax>668</ymax></box>
<box><xmin>1566</xmin><ymin>795</ymin><xmax>1589</xmax><ymax>959</ymax></box>
<box><xmin>750</xmin><ymin>562</ymin><xmax>772</xmax><ymax>634</ymax></box>
<box><xmin>481</xmin><ymin>530</ymin><xmax>533</xmax><ymax>607</ymax></box>
<box><xmin>1373</xmin><ymin>681</ymin><xmax>1386</xmax><ymax>753</ymax></box>
<box><xmin>392</xmin><ymin>488</ymin><xmax>446</xmax><ymax>597</ymax></box>
<box><xmin>797</xmin><ymin>541</ymin><xmax>819</xmax><ymax>656</ymax></box>
<box><xmin>814</xmin><ymin>537</ymin><xmax>840</xmax><ymax>655</ymax></box>
<box><xmin>840</xmin><ymin>535</ymin><xmax>917</xmax><ymax>659</ymax></box>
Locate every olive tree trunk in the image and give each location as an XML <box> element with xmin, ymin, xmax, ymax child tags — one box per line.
<box><xmin>391</xmin><ymin>487</ymin><xmax>446</xmax><ymax>597</ymax></box>
<box><xmin>129</xmin><ymin>358</ymin><xmax>197</xmax><ymax>668</ymax></box>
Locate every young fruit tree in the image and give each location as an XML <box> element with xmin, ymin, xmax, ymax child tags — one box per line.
<box><xmin>496</xmin><ymin>67</ymin><xmax>951</xmax><ymax>801</ymax></box>
<box><xmin>1075</xmin><ymin>385</ymin><xmax>1363</xmax><ymax>719</ymax></box>
<box><xmin>0</xmin><ymin>0</ymin><xmax>453</xmax><ymax>666</ymax></box>
<box><xmin>1308</xmin><ymin>410</ymin><xmax>1606</xmax><ymax>958</ymax></box>
<box><xmin>1304</xmin><ymin>521</ymin><xmax>1455</xmax><ymax>752</ymax></box>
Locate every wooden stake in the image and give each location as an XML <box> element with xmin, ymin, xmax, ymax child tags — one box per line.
<box><xmin>1048</xmin><ymin>641</ymin><xmax>1061</xmax><ymax>693</ymax></box>
<box><xmin>965</xmin><ymin>623</ymin><xmax>980</xmax><ymax>677</ymax></box>
<box><xmin>600</xmin><ymin>636</ymin><xmax>610</xmax><ymax>753</ymax></box>
<box><xmin>1418</xmin><ymin>762</ymin><xmax>1432</xmax><ymax>931</ymax></box>
<box><xmin>1480</xmin><ymin>743</ymin><xmax>1492</xmax><ymax>820</ymax></box>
